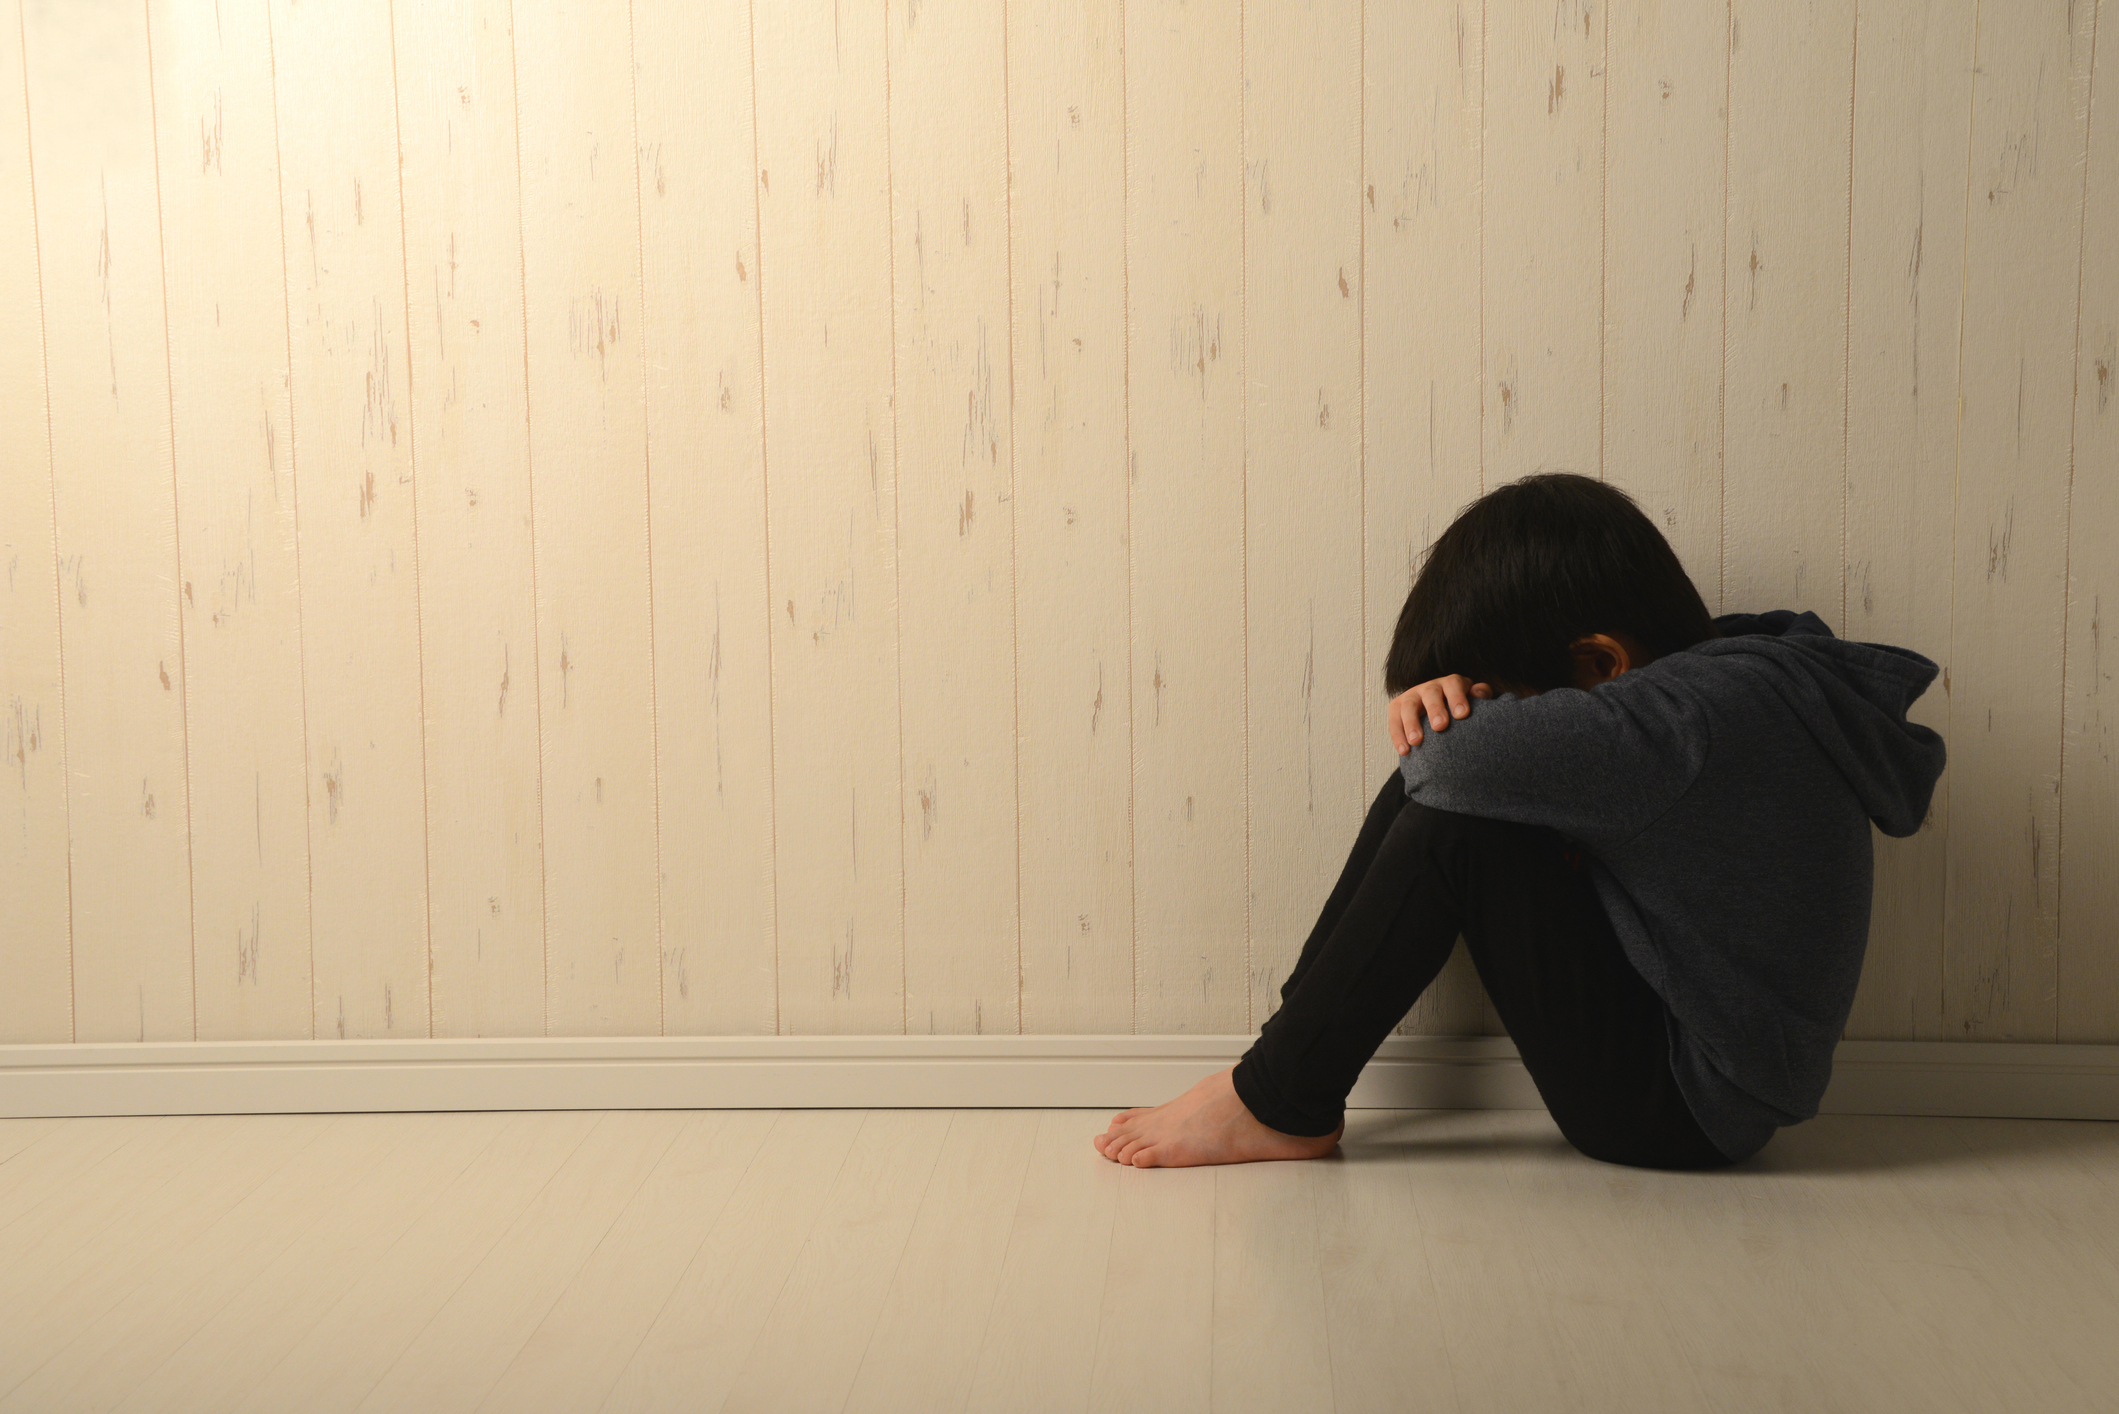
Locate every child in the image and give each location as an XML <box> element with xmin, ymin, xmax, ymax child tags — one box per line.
<box><xmin>1094</xmin><ymin>473</ymin><xmax>1947</xmax><ymax>1171</ymax></box>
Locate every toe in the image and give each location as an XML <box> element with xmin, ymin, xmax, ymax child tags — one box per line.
<box><xmin>1128</xmin><ymin>1146</ymin><xmax>1161</xmax><ymax>1168</ymax></box>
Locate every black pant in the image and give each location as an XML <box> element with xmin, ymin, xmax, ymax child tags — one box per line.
<box><xmin>1231</xmin><ymin>773</ymin><xmax>1735</xmax><ymax>1171</ymax></box>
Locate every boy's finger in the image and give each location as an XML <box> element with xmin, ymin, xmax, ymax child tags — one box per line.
<box><xmin>1472</xmin><ymin>682</ymin><xmax>1493</xmax><ymax>698</ymax></box>
<box><xmin>1388</xmin><ymin>702</ymin><xmax>1407</xmax><ymax>754</ymax></box>
<box><xmin>1423</xmin><ymin>685</ymin><xmax>1448</xmax><ymax>730</ymax></box>
<box><xmin>1443</xmin><ymin>678</ymin><xmax>1471</xmax><ymax>718</ymax></box>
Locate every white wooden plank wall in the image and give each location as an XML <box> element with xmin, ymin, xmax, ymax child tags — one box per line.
<box><xmin>1844</xmin><ymin>0</ymin><xmax>1975</xmax><ymax>1041</ymax></box>
<box><xmin>1124</xmin><ymin>0</ymin><xmax>1248</xmax><ymax>1033</ymax></box>
<box><xmin>0</xmin><ymin>0</ymin><xmax>66</xmax><ymax>1042</ymax></box>
<box><xmin>1006</xmin><ymin>0</ymin><xmax>1134</xmax><ymax>1034</ymax></box>
<box><xmin>268</xmin><ymin>0</ymin><xmax>432</xmax><ymax>1041</ymax></box>
<box><xmin>391</xmin><ymin>0</ymin><xmax>549</xmax><ymax>1039</ymax></box>
<box><xmin>887</xmin><ymin>0</ymin><xmax>1021</xmax><ymax>1035</ymax></box>
<box><xmin>2</xmin><ymin>0</ymin><xmax>2112</xmax><ymax>1044</ymax></box>
<box><xmin>18</xmin><ymin>0</ymin><xmax>195</xmax><ymax>1043</ymax></box>
<box><xmin>630</xmin><ymin>0</ymin><xmax>778</xmax><ymax>1036</ymax></box>
<box><xmin>150</xmin><ymin>0</ymin><xmax>313</xmax><ymax>1043</ymax></box>
<box><xmin>1364</xmin><ymin>0</ymin><xmax>1488</xmax><ymax>1036</ymax></box>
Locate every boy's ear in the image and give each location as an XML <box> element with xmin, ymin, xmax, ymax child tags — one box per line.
<box><xmin>1568</xmin><ymin>633</ymin><xmax>1635</xmax><ymax>688</ymax></box>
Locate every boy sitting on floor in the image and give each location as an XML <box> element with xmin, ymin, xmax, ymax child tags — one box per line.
<box><xmin>1094</xmin><ymin>472</ymin><xmax>1947</xmax><ymax>1171</ymax></box>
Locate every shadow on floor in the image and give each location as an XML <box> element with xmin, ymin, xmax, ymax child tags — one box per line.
<box><xmin>1332</xmin><ymin>1106</ymin><xmax>2119</xmax><ymax>1178</ymax></box>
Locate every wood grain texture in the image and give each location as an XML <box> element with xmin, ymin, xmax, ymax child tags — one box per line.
<box><xmin>595</xmin><ymin>1110</ymin><xmax>865</xmax><ymax>1414</ymax></box>
<box><xmin>1842</xmin><ymin>0</ymin><xmax>1976</xmax><ymax>1041</ymax></box>
<box><xmin>10</xmin><ymin>1109</ymin><xmax>2119</xmax><ymax>1413</ymax></box>
<box><xmin>1312</xmin><ymin>1127</ymin><xmax>1457</xmax><ymax>1413</ymax></box>
<box><xmin>6</xmin><ymin>0</ymin><xmax>2118</xmax><ymax>1049</ymax></box>
<box><xmin>0</xmin><ymin>1117</ymin><xmax>137</xmax><ymax>1240</ymax></box>
<box><xmin>391</xmin><ymin>0</ymin><xmax>547</xmax><ymax>1038</ymax></box>
<box><xmin>0</xmin><ymin>0</ymin><xmax>69</xmax><ymax>1043</ymax></box>
<box><xmin>150</xmin><ymin>0</ymin><xmax>312</xmax><ymax>1042</ymax></box>
<box><xmin>228</xmin><ymin>1112</ymin><xmax>601</xmax><ymax>1414</ymax></box>
<box><xmin>1365</xmin><ymin>0</ymin><xmax>1491</xmax><ymax>1036</ymax></box>
<box><xmin>2061</xmin><ymin>0</ymin><xmax>2116</xmax><ymax>1043</ymax></box>
<box><xmin>1603</xmin><ymin>0</ymin><xmax>1726</xmax><ymax>602</ymax></box>
<box><xmin>108</xmin><ymin>1113</ymin><xmax>511</xmax><ymax>1414</ymax></box>
<box><xmin>715</xmin><ymin>1110</ymin><xmax>951</xmax><ymax>1412</ymax></box>
<box><xmin>1482</xmin><ymin>0</ymin><xmax>1605</xmax><ymax>486</ymax></box>
<box><xmin>1210</xmin><ymin>1160</ymin><xmax>1335</xmax><ymax>1413</ymax></box>
<box><xmin>348</xmin><ymin>1111</ymin><xmax>679</xmax><ymax>1412</ymax></box>
<box><xmin>22</xmin><ymin>0</ymin><xmax>195</xmax><ymax>1043</ymax></box>
<box><xmin>630</xmin><ymin>0</ymin><xmax>778</xmax><ymax>1036</ymax></box>
<box><xmin>752</xmin><ymin>0</ymin><xmax>907</xmax><ymax>1035</ymax></box>
<box><xmin>268</xmin><ymin>0</ymin><xmax>431</xmax><ymax>1039</ymax></box>
<box><xmin>961</xmin><ymin>1110</ymin><xmax>1123</xmax><ymax>1411</ymax></box>
<box><xmin>1087</xmin><ymin>1164</ymin><xmax>1217</xmax><ymax>1411</ymax></box>
<box><xmin>1243</xmin><ymin>0</ymin><xmax>1365</xmax><ymax>1031</ymax></box>
<box><xmin>0</xmin><ymin>1117</ymin><xmax>217</xmax><ymax>1324</ymax></box>
<box><xmin>0</xmin><ymin>1112</ymin><xmax>377</xmax><ymax>1412</ymax></box>
<box><xmin>839</xmin><ymin>1109</ymin><xmax>1040</xmax><ymax>1412</ymax></box>
<box><xmin>1006</xmin><ymin>0</ymin><xmax>1136</xmax><ymax>1035</ymax></box>
<box><xmin>474</xmin><ymin>1111</ymin><xmax>780</xmax><ymax>1413</ymax></box>
<box><xmin>1721</xmin><ymin>0</ymin><xmax>1854</xmax><ymax>619</ymax></box>
<box><xmin>509</xmin><ymin>0</ymin><xmax>660</xmax><ymax>1037</ymax></box>
<box><xmin>1943</xmin><ymin>0</ymin><xmax>2097</xmax><ymax>1040</ymax></box>
<box><xmin>1125</xmin><ymin>0</ymin><xmax>1249</xmax><ymax>1033</ymax></box>
<box><xmin>887</xmin><ymin>0</ymin><xmax>1021</xmax><ymax>1035</ymax></box>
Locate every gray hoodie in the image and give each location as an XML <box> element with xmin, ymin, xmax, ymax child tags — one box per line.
<box><xmin>1395</xmin><ymin>610</ymin><xmax>1948</xmax><ymax>1162</ymax></box>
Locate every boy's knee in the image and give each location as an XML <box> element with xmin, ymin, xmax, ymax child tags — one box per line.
<box><xmin>1395</xmin><ymin>798</ymin><xmax>1544</xmax><ymax>854</ymax></box>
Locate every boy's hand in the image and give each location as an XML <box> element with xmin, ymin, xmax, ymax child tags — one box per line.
<box><xmin>1389</xmin><ymin>674</ymin><xmax>1493</xmax><ymax>754</ymax></box>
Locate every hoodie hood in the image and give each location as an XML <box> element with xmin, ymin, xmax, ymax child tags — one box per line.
<box><xmin>1690</xmin><ymin>611</ymin><xmax>1947</xmax><ymax>837</ymax></box>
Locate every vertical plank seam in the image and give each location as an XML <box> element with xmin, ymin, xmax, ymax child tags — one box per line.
<box><xmin>1598</xmin><ymin>0</ymin><xmax>1608</xmax><ymax>482</ymax></box>
<box><xmin>1839</xmin><ymin>0</ymin><xmax>1862</xmax><ymax>1045</ymax></box>
<box><xmin>1718</xmin><ymin>0</ymin><xmax>1733</xmax><ymax>614</ymax></box>
<box><xmin>1000</xmin><ymin>0</ymin><xmax>1026</xmax><ymax>1034</ymax></box>
<box><xmin>1477</xmin><ymin>0</ymin><xmax>1487</xmax><ymax>497</ymax></box>
<box><xmin>1083</xmin><ymin>1143</ymin><xmax>1127</xmax><ymax>1380</ymax></box>
<box><xmin>615</xmin><ymin>1109</ymin><xmax>783</xmax><ymax>1349</ymax></box>
<box><xmin>836</xmin><ymin>1111</ymin><xmax>961</xmax><ymax>1389</ymax></box>
<box><xmin>1944</xmin><ymin>0</ymin><xmax>1983</xmax><ymax>1031</ymax></box>
<box><xmin>1841</xmin><ymin>4</ymin><xmax>1859</xmax><ymax>637</ymax></box>
<box><xmin>382</xmin><ymin>0</ymin><xmax>439</xmax><ymax>1040</ymax></box>
<box><xmin>883</xmin><ymin>0</ymin><xmax>910</xmax><ymax>1036</ymax></box>
<box><xmin>1358</xmin><ymin>0</ymin><xmax>1367</xmax><ymax>748</ymax></box>
<box><xmin>140</xmin><ymin>0</ymin><xmax>200</xmax><ymax>1043</ymax></box>
<box><xmin>1239</xmin><ymin>0</ymin><xmax>1254</xmax><ymax>1029</ymax></box>
<box><xmin>15</xmin><ymin>0</ymin><xmax>76</xmax><ymax>1044</ymax></box>
<box><xmin>622</xmin><ymin>0</ymin><xmax>667</xmax><ymax>1039</ymax></box>
<box><xmin>2055</xmin><ymin>0</ymin><xmax>2104</xmax><ymax>1037</ymax></box>
<box><xmin>1120</xmin><ymin>0</ymin><xmax>1139</xmax><ymax>1037</ymax></box>
<box><xmin>262</xmin><ymin>0</ymin><xmax>322</xmax><ymax>1041</ymax></box>
<box><xmin>745</xmin><ymin>0</ymin><xmax>783</xmax><ymax>1037</ymax></box>
<box><xmin>504</xmin><ymin>0</ymin><xmax>553</xmax><ymax>1038</ymax></box>
<box><xmin>958</xmin><ymin>1112</ymin><xmax>1061</xmax><ymax>1372</ymax></box>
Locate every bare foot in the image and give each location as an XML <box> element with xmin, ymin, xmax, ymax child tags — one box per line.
<box><xmin>1091</xmin><ymin>1068</ymin><xmax>1343</xmax><ymax>1168</ymax></box>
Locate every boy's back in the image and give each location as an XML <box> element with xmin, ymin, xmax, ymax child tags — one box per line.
<box><xmin>1397</xmin><ymin>610</ymin><xmax>1947</xmax><ymax>1161</ymax></box>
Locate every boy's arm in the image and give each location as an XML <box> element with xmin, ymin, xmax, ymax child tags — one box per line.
<box><xmin>1394</xmin><ymin>675</ymin><xmax>1708</xmax><ymax>849</ymax></box>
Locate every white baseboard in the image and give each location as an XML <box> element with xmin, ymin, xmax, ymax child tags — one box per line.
<box><xmin>1</xmin><ymin>1035</ymin><xmax>2114</xmax><ymax>1122</ymax></box>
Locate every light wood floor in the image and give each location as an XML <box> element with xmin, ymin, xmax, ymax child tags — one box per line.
<box><xmin>0</xmin><ymin>1107</ymin><xmax>2115</xmax><ymax>1413</ymax></box>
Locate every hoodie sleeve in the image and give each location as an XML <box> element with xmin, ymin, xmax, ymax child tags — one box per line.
<box><xmin>1395</xmin><ymin>670</ymin><xmax>1711</xmax><ymax>850</ymax></box>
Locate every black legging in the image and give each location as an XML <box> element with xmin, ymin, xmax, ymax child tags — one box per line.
<box><xmin>1231</xmin><ymin>772</ymin><xmax>1736</xmax><ymax>1171</ymax></box>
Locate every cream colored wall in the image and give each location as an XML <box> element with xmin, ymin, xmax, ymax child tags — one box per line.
<box><xmin>1</xmin><ymin>0</ymin><xmax>2112</xmax><ymax>1044</ymax></box>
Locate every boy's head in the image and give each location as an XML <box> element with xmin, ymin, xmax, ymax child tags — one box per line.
<box><xmin>1384</xmin><ymin>472</ymin><xmax>1718</xmax><ymax>697</ymax></box>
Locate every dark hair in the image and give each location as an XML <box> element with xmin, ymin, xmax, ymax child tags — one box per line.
<box><xmin>1383</xmin><ymin>473</ymin><xmax>1718</xmax><ymax>696</ymax></box>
